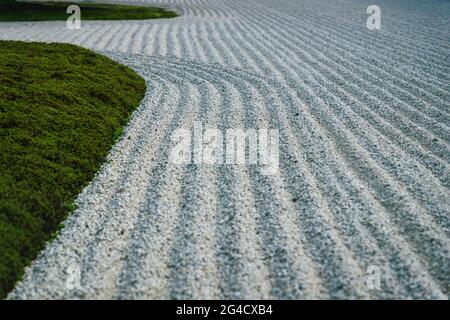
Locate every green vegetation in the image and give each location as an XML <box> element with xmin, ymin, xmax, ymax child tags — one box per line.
<box><xmin>0</xmin><ymin>0</ymin><xmax>178</xmax><ymax>22</ymax></box>
<box><xmin>0</xmin><ymin>40</ymin><xmax>146</xmax><ymax>297</ymax></box>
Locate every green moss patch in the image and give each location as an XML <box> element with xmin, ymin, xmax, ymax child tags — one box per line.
<box><xmin>0</xmin><ymin>0</ymin><xmax>178</xmax><ymax>22</ymax></box>
<box><xmin>0</xmin><ymin>40</ymin><xmax>146</xmax><ymax>297</ymax></box>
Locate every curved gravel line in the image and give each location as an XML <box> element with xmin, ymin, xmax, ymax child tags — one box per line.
<box><xmin>2</xmin><ymin>0</ymin><xmax>449</xmax><ymax>299</ymax></box>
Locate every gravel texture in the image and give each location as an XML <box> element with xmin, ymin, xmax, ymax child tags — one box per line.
<box><xmin>2</xmin><ymin>0</ymin><xmax>449</xmax><ymax>299</ymax></box>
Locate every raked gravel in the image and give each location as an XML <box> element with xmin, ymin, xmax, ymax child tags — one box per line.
<box><xmin>2</xmin><ymin>0</ymin><xmax>449</xmax><ymax>299</ymax></box>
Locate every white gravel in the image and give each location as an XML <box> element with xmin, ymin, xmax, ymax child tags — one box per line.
<box><xmin>2</xmin><ymin>0</ymin><xmax>449</xmax><ymax>299</ymax></box>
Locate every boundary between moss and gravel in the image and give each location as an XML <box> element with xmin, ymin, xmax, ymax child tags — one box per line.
<box><xmin>0</xmin><ymin>40</ymin><xmax>147</xmax><ymax>298</ymax></box>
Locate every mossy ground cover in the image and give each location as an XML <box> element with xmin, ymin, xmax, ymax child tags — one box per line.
<box><xmin>0</xmin><ymin>40</ymin><xmax>146</xmax><ymax>297</ymax></box>
<box><xmin>0</xmin><ymin>0</ymin><xmax>178</xmax><ymax>22</ymax></box>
